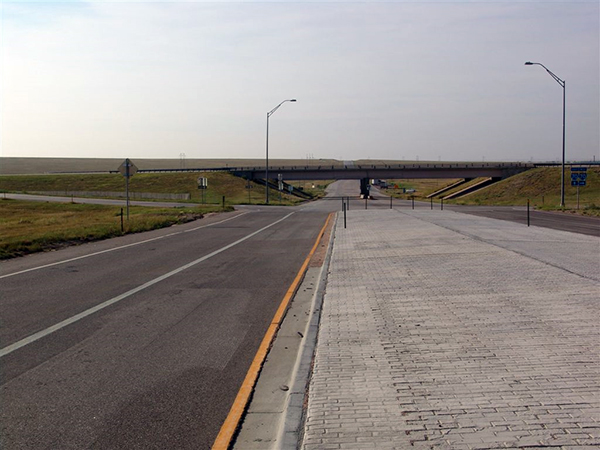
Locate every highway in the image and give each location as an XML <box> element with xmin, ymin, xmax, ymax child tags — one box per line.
<box><xmin>0</xmin><ymin>197</ymin><xmax>340</xmax><ymax>449</ymax></box>
<box><xmin>1</xmin><ymin>180</ymin><xmax>598</xmax><ymax>449</ymax></box>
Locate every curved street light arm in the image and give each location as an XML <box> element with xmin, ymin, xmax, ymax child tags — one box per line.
<box><xmin>265</xmin><ymin>98</ymin><xmax>296</xmax><ymax>203</ymax></box>
<box><xmin>525</xmin><ymin>62</ymin><xmax>565</xmax><ymax>87</ymax></box>
<box><xmin>268</xmin><ymin>99</ymin><xmax>297</xmax><ymax>117</ymax></box>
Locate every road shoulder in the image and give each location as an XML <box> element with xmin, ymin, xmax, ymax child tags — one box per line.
<box><xmin>232</xmin><ymin>213</ymin><xmax>336</xmax><ymax>449</ymax></box>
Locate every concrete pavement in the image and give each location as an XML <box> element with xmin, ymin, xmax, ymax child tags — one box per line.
<box><xmin>300</xmin><ymin>208</ymin><xmax>599</xmax><ymax>449</ymax></box>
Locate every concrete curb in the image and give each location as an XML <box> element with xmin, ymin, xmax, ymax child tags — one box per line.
<box><xmin>277</xmin><ymin>214</ymin><xmax>337</xmax><ymax>449</ymax></box>
<box><xmin>232</xmin><ymin>213</ymin><xmax>337</xmax><ymax>450</ymax></box>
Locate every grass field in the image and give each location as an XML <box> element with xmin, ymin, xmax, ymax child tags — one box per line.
<box><xmin>383</xmin><ymin>178</ymin><xmax>462</xmax><ymax>198</ymax></box>
<box><xmin>380</xmin><ymin>167</ymin><xmax>600</xmax><ymax>216</ymax></box>
<box><xmin>0</xmin><ymin>172</ymin><xmax>332</xmax><ymax>206</ymax></box>
<box><xmin>451</xmin><ymin>166</ymin><xmax>600</xmax><ymax>215</ymax></box>
<box><xmin>0</xmin><ymin>199</ymin><xmax>231</xmax><ymax>260</ymax></box>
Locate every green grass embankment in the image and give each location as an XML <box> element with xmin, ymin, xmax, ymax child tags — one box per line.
<box><xmin>451</xmin><ymin>167</ymin><xmax>600</xmax><ymax>216</ymax></box>
<box><xmin>0</xmin><ymin>200</ymin><xmax>231</xmax><ymax>260</ymax></box>
<box><xmin>384</xmin><ymin>178</ymin><xmax>461</xmax><ymax>199</ymax></box>
<box><xmin>0</xmin><ymin>172</ymin><xmax>332</xmax><ymax>206</ymax></box>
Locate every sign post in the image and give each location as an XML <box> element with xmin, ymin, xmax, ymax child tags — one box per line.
<box><xmin>570</xmin><ymin>167</ymin><xmax>587</xmax><ymax>210</ymax></box>
<box><xmin>278</xmin><ymin>174</ymin><xmax>283</xmax><ymax>204</ymax></box>
<box><xmin>246</xmin><ymin>179</ymin><xmax>253</xmax><ymax>205</ymax></box>
<box><xmin>198</xmin><ymin>177</ymin><xmax>208</xmax><ymax>204</ymax></box>
<box><xmin>118</xmin><ymin>158</ymin><xmax>138</xmax><ymax>220</ymax></box>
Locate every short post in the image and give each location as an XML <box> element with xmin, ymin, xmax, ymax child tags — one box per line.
<box><xmin>343</xmin><ymin>202</ymin><xmax>347</xmax><ymax>229</ymax></box>
<box><xmin>441</xmin><ymin>198</ymin><xmax>444</xmax><ymax>210</ymax></box>
<box><xmin>222</xmin><ymin>196</ymin><xmax>225</xmax><ymax>209</ymax></box>
<box><xmin>577</xmin><ymin>185</ymin><xmax>580</xmax><ymax>210</ymax></box>
<box><xmin>125</xmin><ymin>166</ymin><xmax>130</xmax><ymax>220</ymax></box>
<box><xmin>120</xmin><ymin>208</ymin><xmax>124</xmax><ymax>232</ymax></box>
<box><xmin>527</xmin><ymin>199</ymin><xmax>530</xmax><ymax>227</ymax></box>
<box><xmin>390</xmin><ymin>196</ymin><xmax>393</xmax><ymax>209</ymax></box>
<box><xmin>431</xmin><ymin>197</ymin><xmax>433</xmax><ymax>210</ymax></box>
<box><xmin>365</xmin><ymin>197</ymin><xmax>368</xmax><ymax>210</ymax></box>
<box><xmin>411</xmin><ymin>196</ymin><xmax>414</xmax><ymax>210</ymax></box>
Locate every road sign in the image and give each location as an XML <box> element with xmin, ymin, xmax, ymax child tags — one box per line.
<box><xmin>118</xmin><ymin>159</ymin><xmax>137</xmax><ymax>220</ymax></box>
<box><xmin>571</xmin><ymin>171</ymin><xmax>587</xmax><ymax>188</ymax></box>
<box><xmin>571</xmin><ymin>172</ymin><xmax>587</xmax><ymax>186</ymax></box>
<box><xmin>197</xmin><ymin>177</ymin><xmax>208</xmax><ymax>189</ymax></box>
<box><xmin>118</xmin><ymin>159</ymin><xmax>138</xmax><ymax>178</ymax></box>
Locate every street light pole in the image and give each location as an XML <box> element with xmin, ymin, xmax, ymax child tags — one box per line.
<box><xmin>525</xmin><ymin>62</ymin><xmax>566</xmax><ymax>207</ymax></box>
<box><xmin>266</xmin><ymin>99</ymin><xmax>296</xmax><ymax>204</ymax></box>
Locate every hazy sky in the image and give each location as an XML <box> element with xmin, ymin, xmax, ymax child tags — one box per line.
<box><xmin>1</xmin><ymin>0</ymin><xmax>598</xmax><ymax>162</ymax></box>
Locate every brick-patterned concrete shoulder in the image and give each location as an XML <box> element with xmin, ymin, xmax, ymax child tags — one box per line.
<box><xmin>301</xmin><ymin>210</ymin><xmax>599</xmax><ymax>450</ymax></box>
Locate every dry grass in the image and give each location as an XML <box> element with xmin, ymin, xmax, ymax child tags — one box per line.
<box><xmin>0</xmin><ymin>199</ymin><xmax>228</xmax><ymax>259</ymax></box>
<box><xmin>451</xmin><ymin>167</ymin><xmax>600</xmax><ymax>215</ymax></box>
<box><xmin>0</xmin><ymin>172</ymin><xmax>333</xmax><ymax>206</ymax></box>
<box><xmin>384</xmin><ymin>178</ymin><xmax>462</xmax><ymax>198</ymax></box>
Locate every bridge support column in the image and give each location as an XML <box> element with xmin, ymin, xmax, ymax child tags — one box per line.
<box><xmin>360</xmin><ymin>178</ymin><xmax>371</xmax><ymax>199</ymax></box>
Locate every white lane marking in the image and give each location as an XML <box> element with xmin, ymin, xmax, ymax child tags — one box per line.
<box><xmin>0</xmin><ymin>212</ymin><xmax>294</xmax><ymax>358</ymax></box>
<box><xmin>0</xmin><ymin>212</ymin><xmax>249</xmax><ymax>280</ymax></box>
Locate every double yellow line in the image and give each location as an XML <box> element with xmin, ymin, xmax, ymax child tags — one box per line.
<box><xmin>212</xmin><ymin>212</ymin><xmax>334</xmax><ymax>449</ymax></box>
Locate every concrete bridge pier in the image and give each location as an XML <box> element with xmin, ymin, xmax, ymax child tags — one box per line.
<box><xmin>360</xmin><ymin>178</ymin><xmax>371</xmax><ymax>199</ymax></box>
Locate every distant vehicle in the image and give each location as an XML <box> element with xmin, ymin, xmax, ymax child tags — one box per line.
<box><xmin>371</xmin><ymin>179</ymin><xmax>388</xmax><ymax>188</ymax></box>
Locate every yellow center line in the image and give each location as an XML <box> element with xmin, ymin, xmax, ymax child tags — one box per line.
<box><xmin>212</xmin><ymin>212</ymin><xmax>334</xmax><ymax>450</ymax></box>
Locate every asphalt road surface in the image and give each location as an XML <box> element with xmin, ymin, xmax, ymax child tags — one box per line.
<box><xmin>0</xmin><ymin>199</ymin><xmax>340</xmax><ymax>449</ymax></box>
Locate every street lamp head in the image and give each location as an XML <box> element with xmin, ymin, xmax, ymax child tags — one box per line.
<box><xmin>524</xmin><ymin>61</ymin><xmax>534</xmax><ymax>65</ymax></box>
<box><xmin>290</xmin><ymin>99</ymin><xmax>297</xmax><ymax>102</ymax></box>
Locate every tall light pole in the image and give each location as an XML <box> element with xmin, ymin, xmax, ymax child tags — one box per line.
<box><xmin>525</xmin><ymin>61</ymin><xmax>566</xmax><ymax>207</ymax></box>
<box><xmin>266</xmin><ymin>99</ymin><xmax>296</xmax><ymax>204</ymax></box>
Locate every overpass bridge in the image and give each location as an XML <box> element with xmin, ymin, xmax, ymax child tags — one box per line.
<box><xmin>132</xmin><ymin>162</ymin><xmax>535</xmax><ymax>199</ymax></box>
<box><xmin>232</xmin><ymin>162</ymin><xmax>534</xmax><ymax>198</ymax></box>
<box><xmin>230</xmin><ymin>162</ymin><xmax>534</xmax><ymax>182</ymax></box>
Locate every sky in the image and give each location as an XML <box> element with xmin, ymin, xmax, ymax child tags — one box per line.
<box><xmin>1</xmin><ymin>0</ymin><xmax>598</xmax><ymax>163</ymax></box>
